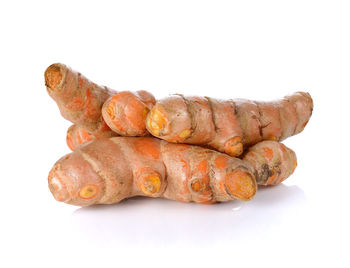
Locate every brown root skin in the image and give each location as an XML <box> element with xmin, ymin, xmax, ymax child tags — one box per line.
<box><xmin>146</xmin><ymin>92</ymin><xmax>313</xmax><ymax>157</ymax></box>
<box><xmin>48</xmin><ymin>138</ymin><xmax>296</xmax><ymax>207</ymax></box>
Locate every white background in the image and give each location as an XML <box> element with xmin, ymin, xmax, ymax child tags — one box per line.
<box><xmin>1</xmin><ymin>0</ymin><xmax>349</xmax><ymax>267</ymax></box>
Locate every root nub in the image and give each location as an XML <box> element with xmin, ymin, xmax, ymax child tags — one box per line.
<box><xmin>137</xmin><ymin>172</ymin><xmax>162</xmax><ymax>195</ymax></box>
<box><xmin>45</xmin><ymin>64</ymin><xmax>63</xmax><ymax>89</ymax></box>
<box><xmin>79</xmin><ymin>184</ymin><xmax>98</xmax><ymax>199</ymax></box>
<box><xmin>146</xmin><ymin>107</ymin><xmax>169</xmax><ymax>136</ymax></box>
<box><xmin>224</xmin><ymin>136</ymin><xmax>244</xmax><ymax>157</ymax></box>
<box><xmin>225</xmin><ymin>169</ymin><xmax>256</xmax><ymax>201</ymax></box>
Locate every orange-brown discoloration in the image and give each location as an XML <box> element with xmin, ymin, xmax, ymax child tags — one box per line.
<box><xmin>214</xmin><ymin>155</ymin><xmax>228</xmax><ymax>170</ymax></box>
<box><xmin>134</xmin><ymin>138</ymin><xmax>160</xmax><ymax>159</ymax></box>
<box><xmin>196</xmin><ymin>159</ymin><xmax>208</xmax><ymax>174</ymax></box>
<box><xmin>263</xmin><ymin>147</ymin><xmax>274</xmax><ymax>161</ymax></box>
<box><xmin>49</xmin><ymin>137</ymin><xmax>298</xmax><ymax>207</ymax></box>
<box><xmin>66</xmin><ymin>98</ymin><xmax>84</xmax><ymax>111</ymax></box>
<box><xmin>112</xmin><ymin>119</ymin><xmax>126</xmax><ymax>133</ymax></box>
<box><xmin>187</xmin><ymin>158</ymin><xmax>213</xmax><ymax>203</ymax></box>
<box><xmin>266</xmin><ymin>169</ymin><xmax>278</xmax><ymax>185</ymax></box>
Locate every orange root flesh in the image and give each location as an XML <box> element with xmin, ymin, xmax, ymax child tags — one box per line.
<box><xmin>45</xmin><ymin>64</ymin><xmax>63</xmax><ymax>89</ymax></box>
<box><xmin>191</xmin><ymin>179</ymin><xmax>207</xmax><ymax>192</ymax></box>
<box><xmin>139</xmin><ymin>174</ymin><xmax>162</xmax><ymax>195</ymax></box>
<box><xmin>146</xmin><ymin>107</ymin><xmax>169</xmax><ymax>136</ymax></box>
<box><xmin>224</xmin><ymin>136</ymin><xmax>244</xmax><ymax>157</ymax></box>
<box><xmin>79</xmin><ymin>184</ymin><xmax>99</xmax><ymax>199</ymax></box>
<box><xmin>225</xmin><ymin>169</ymin><xmax>256</xmax><ymax>201</ymax></box>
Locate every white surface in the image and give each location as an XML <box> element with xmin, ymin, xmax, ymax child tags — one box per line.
<box><xmin>0</xmin><ymin>1</ymin><xmax>349</xmax><ymax>267</ymax></box>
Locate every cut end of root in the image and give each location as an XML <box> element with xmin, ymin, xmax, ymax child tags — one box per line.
<box><xmin>225</xmin><ymin>169</ymin><xmax>257</xmax><ymax>201</ymax></box>
<box><xmin>140</xmin><ymin>174</ymin><xmax>162</xmax><ymax>195</ymax></box>
<box><xmin>224</xmin><ymin>136</ymin><xmax>243</xmax><ymax>157</ymax></box>
<box><xmin>146</xmin><ymin>107</ymin><xmax>169</xmax><ymax>136</ymax></box>
<box><xmin>79</xmin><ymin>184</ymin><xmax>99</xmax><ymax>199</ymax></box>
<box><xmin>191</xmin><ymin>179</ymin><xmax>207</xmax><ymax>193</ymax></box>
<box><xmin>45</xmin><ymin>63</ymin><xmax>63</xmax><ymax>89</ymax></box>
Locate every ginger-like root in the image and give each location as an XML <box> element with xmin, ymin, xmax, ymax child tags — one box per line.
<box><xmin>45</xmin><ymin>63</ymin><xmax>156</xmax><ymax>142</ymax></box>
<box><xmin>145</xmin><ymin>93</ymin><xmax>313</xmax><ymax>157</ymax></box>
<box><xmin>48</xmin><ymin>137</ymin><xmax>296</xmax><ymax>207</ymax></box>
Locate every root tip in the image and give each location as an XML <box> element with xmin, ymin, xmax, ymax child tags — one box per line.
<box><xmin>45</xmin><ymin>63</ymin><xmax>64</xmax><ymax>89</ymax></box>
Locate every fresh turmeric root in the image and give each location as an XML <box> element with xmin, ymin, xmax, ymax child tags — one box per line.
<box><xmin>48</xmin><ymin>137</ymin><xmax>296</xmax><ymax>206</ymax></box>
<box><xmin>45</xmin><ymin>63</ymin><xmax>156</xmax><ymax>140</ymax></box>
<box><xmin>145</xmin><ymin>92</ymin><xmax>313</xmax><ymax>157</ymax></box>
<box><xmin>46</xmin><ymin>63</ymin><xmax>312</xmax><ymax>155</ymax></box>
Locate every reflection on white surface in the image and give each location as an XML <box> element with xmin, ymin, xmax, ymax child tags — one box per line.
<box><xmin>71</xmin><ymin>184</ymin><xmax>306</xmax><ymax>246</ymax></box>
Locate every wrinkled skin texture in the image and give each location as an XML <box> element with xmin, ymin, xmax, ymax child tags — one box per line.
<box><xmin>48</xmin><ymin>137</ymin><xmax>296</xmax><ymax>207</ymax></box>
<box><xmin>146</xmin><ymin>92</ymin><xmax>313</xmax><ymax>157</ymax></box>
<box><xmin>45</xmin><ymin>63</ymin><xmax>156</xmax><ymax>150</ymax></box>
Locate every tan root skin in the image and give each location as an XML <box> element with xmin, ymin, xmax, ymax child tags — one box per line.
<box><xmin>48</xmin><ymin>137</ymin><xmax>297</xmax><ymax>207</ymax></box>
<box><xmin>146</xmin><ymin>92</ymin><xmax>313</xmax><ymax>157</ymax></box>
